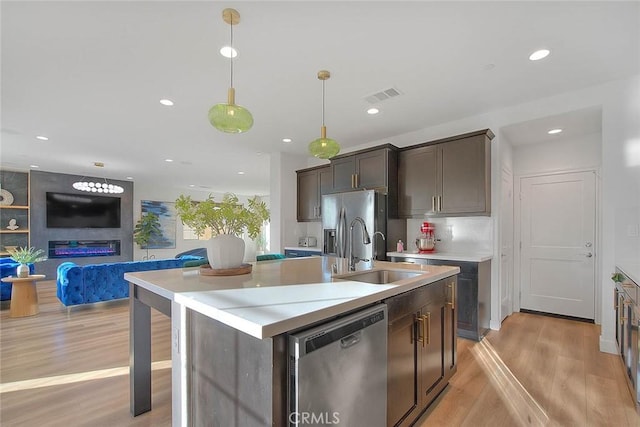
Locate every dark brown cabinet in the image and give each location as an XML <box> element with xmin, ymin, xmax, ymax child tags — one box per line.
<box><xmin>330</xmin><ymin>145</ymin><xmax>398</xmax><ymax>217</ymax></box>
<box><xmin>399</xmin><ymin>129</ymin><xmax>493</xmax><ymax>218</ymax></box>
<box><xmin>385</xmin><ymin>276</ymin><xmax>457</xmax><ymax>427</ymax></box>
<box><xmin>614</xmin><ymin>268</ymin><xmax>640</xmax><ymax>413</ymax></box>
<box><xmin>296</xmin><ymin>165</ymin><xmax>331</xmax><ymax>222</ymax></box>
<box><xmin>389</xmin><ymin>256</ymin><xmax>490</xmax><ymax>342</ymax></box>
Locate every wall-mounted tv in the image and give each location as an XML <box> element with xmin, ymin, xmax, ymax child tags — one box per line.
<box><xmin>46</xmin><ymin>192</ymin><xmax>121</xmax><ymax>228</ymax></box>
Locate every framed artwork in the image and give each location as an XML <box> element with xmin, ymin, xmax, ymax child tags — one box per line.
<box><xmin>141</xmin><ymin>200</ymin><xmax>176</xmax><ymax>249</ymax></box>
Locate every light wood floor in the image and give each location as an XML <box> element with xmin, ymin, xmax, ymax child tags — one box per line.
<box><xmin>1</xmin><ymin>281</ymin><xmax>638</xmax><ymax>426</ymax></box>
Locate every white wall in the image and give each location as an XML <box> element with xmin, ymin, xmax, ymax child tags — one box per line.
<box><xmin>513</xmin><ymin>132</ymin><xmax>602</xmax><ymax>176</ymax></box>
<box><xmin>269</xmin><ymin>152</ymin><xmax>309</xmax><ymax>253</ymax></box>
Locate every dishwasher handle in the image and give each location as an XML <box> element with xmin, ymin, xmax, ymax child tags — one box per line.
<box><xmin>340</xmin><ymin>331</ymin><xmax>362</xmax><ymax>349</ymax></box>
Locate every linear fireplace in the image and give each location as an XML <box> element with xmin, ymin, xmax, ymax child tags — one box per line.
<box><xmin>48</xmin><ymin>240</ymin><xmax>121</xmax><ymax>259</ymax></box>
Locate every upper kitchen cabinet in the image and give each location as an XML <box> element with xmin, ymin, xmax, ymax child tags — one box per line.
<box><xmin>329</xmin><ymin>145</ymin><xmax>399</xmax><ymax>216</ymax></box>
<box><xmin>296</xmin><ymin>165</ymin><xmax>331</xmax><ymax>222</ymax></box>
<box><xmin>399</xmin><ymin>129</ymin><xmax>493</xmax><ymax>217</ymax></box>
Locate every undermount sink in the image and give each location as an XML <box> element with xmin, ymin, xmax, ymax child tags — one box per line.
<box><xmin>336</xmin><ymin>269</ymin><xmax>425</xmax><ymax>285</ymax></box>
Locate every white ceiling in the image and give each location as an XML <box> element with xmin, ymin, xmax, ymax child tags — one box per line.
<box><xmin>2</xmin><ymin>1</ymin><xmax>638</xmax><ymax>195</ymax></box>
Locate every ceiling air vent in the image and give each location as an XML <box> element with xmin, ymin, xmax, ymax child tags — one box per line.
<box><xmin>364</xmin><ymin>87</ymin><xmax>402</xmax><ymax>104</ymax></box>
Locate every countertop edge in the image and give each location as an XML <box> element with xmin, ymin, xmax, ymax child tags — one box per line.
<box><xmin>173</xmin><ymin>267</ymin><xmax>459</xmax><ymax>339</ymax></box>
<box><xmin>386</xmin><ymin>251</ymin><xmax>493</xmax><ymax>263</ymax></box>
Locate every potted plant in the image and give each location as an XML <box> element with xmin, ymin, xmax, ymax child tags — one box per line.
<box><xmin>175</xmin><ymin>193</ymin><xmax>269</xmax><ymax>269</ymax></box>
<box><xmin>7</xmin><ymin>246</ymin><xmax>47</xmax><ymax>278</ymax></box>
<box><xmin>133</xmin><ymin>212</ymin><xmax>162</xmax><ymax>260</ymax></box>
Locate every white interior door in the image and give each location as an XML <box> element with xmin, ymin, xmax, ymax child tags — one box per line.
<box><xmin>520</xmin><ymin>171</ymin><xmax>596</xmax><ymax>319</ymax></box>
<box><xmin>500</xmin><ymin>168</ymin><xmax>514</xmax><ymax>322</ymax></box>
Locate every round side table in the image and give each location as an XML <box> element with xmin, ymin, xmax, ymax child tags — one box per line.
<box><xmin>1</xmin><ymin>274</ymin><xmax>46</xmax><ymax>318</ymax></box>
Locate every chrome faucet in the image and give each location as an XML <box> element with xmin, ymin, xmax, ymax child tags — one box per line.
<box><xmin>371</xmin><ymin>231</ymin><xmax>386</xmax><ymax>261</ymax></box>
<box><xmin>349</xmin><ymin>217</ymin><xmax>371</xmax><ymax>271</ymax></box>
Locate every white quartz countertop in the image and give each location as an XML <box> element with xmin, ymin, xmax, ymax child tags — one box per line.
<box><xmin>386</xmin><ymin>251</ymin><xmax>493</xmax><ymax>263</ymax></box>
<box><xmin>617</xmin><ymin>262</ymin><xmax>640</xmax><ymax>286</ymax></box>
<box><xmin>125</xmin><ymin>257</ymin><xmax>459</xmax><ymax>339</ymax></box>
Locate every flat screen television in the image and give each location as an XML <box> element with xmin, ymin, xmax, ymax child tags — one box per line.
<box><xmin>46</xmin><ymin>192</ymin><xmax>121</xmax><ymax>228</ymax></box>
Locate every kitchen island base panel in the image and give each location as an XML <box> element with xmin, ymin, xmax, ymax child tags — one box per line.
<box><xmin>190</xmin><ymin>310</ymin><xmax>288</xmax><ymax>427</ymax></box>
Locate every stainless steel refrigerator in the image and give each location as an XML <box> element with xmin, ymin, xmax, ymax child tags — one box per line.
<box><xmin>322</xmin><ymin>190</ymin><xmax>405</xmax><ymax>267</ymax></box>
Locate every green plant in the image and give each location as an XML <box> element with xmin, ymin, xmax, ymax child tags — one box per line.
<box><xmin>175</xmin><ymin>193</ymin><xmax>269</xmax><ymax>239</ymax></box>
<box><xmin>134</xmin><ymin>212</ymin><xmax>162</xmax><ymax>259</ymax></box>
<box><xmin>7</xmin><ymin>246</ymin><xmax>47</xmax><ymax>264</ymax></box>
<box><xmin>611</xmin><ymin>272</ymin><xmax>625</xmax><ymax>283</ymax></box>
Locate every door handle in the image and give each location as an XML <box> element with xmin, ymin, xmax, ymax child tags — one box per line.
<box><xmin>416</xmin><ymin>315</ymin><xmax>425</xmax><ymax>347</ymax></box>
<box><xmin>585</xmin><ymin>242</ymin><xmax>592</xmax><ymax>247</ymax></box>
<box><xmin>422</xmin><ymin>313</ymin><xmax>431</xmax><ymax>345</ymax></box>
<box><xmin>582</xmin><ymin>252</ymin><xmax>593</xmax><ymax>258</ymax></box>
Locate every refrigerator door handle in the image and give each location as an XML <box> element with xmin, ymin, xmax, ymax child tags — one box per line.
<box><xmin>338</xmin><ymin>207</ymin><xmax>347</xmax><ymax>258</ymax></box>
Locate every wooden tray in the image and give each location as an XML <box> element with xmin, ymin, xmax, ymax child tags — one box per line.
<box><xmin>200</xmin><ymin>263</ymin><xmax>252</xmax><ymax>276</ymax></box>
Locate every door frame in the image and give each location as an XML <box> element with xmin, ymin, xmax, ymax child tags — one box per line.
<box><xmin>500</xmin><ymin>166</ymin><xmax>514</xmax><ymax>322</ymax></box>
<box><xmin>513</xmin><ymin>168</ymin><xmax>602</xmax><ymax>324</ymax></box>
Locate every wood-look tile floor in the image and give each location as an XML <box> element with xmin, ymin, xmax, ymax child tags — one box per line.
<box><xmin>1</xmin><ymin>281</ymin><xmax>638</xmax><ymax>426</ymax></box>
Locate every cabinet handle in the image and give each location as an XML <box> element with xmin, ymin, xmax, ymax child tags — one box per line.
<box><xmin>422</xmin><ymin>313</ymin><xmax>431</xmax><ymax>345</ymax></box>
<box><xmin>614</xmin><ymin>288</ymin><xmax>617</xmax><ymax>310</ymax></box>
<box><xmin>416</xmin><ymin>315</ymin><xmax>425</xmax><ymax>347</ymax></box>
<box><xmin>351</xmin><ymin>174</ymin><xmax>355</xmax><ymax>188</ymax></box>
<box><xmin>432</xmin><ymin>196</ymin><xmax>436</xmax><ymax>212</ymax></box>
<box><xmin>438</xmin><ymin>195</ymin><xmax>442</xmax><ymax>212</ymax></box>
<box><xmin>448</xmin><ymin>282</ymin><xmax>456</xmax><ymax>310</ymax></box>
<box><xmin>354</xmin><ymin>174</ymin><xmax>359</xmax><ymax>188</ymax></box>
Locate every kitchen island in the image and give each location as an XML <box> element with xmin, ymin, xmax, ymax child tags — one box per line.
<box><xmin>125</xmin><ymin>256</ymin><xmax>459</xmax><ymax>426</ymax></box>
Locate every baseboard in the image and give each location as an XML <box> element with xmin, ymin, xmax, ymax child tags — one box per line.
<box><xmin>489</xmin><ymin>319</ymin><xmax>501</xmax><ymax>331</ymax></box>
<box><xmin>520</xmin><ymin>308</ymin><xmax>594</xmax><ymax>324</ymax></box>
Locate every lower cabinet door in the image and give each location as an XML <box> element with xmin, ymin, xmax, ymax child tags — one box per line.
<box><xmin>419</xmin><ymin>304</ymin><xmax>444</xmax><ymax>405</ymax></box>
<box><xmin>387</xmin><ymin>311</ymin><xmax>420</xmax><ymax>427</ymax></box>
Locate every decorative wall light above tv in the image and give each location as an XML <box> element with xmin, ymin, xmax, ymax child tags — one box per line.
<box><xmin>72</xmin><ymin>162</ymin><xmax>124</xmax><ymax>194</ymax></box>
<box><xmin>72</xmin><ymin>180</ymin><xmax>124</xmax><ymax>194</ymax></box>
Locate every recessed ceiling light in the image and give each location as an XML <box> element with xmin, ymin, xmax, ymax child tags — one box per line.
<box><xmin>220</xmin><ymin>46</ymin><xmax>238</xmax><ymax>58</ymax></box>
<box><xmin>237</xmin><ymin>171</ymin><xmax>245</xmax><ymax>175</ymax></box>
<box><xmin>189</xmin><ymin>184</ymin><xmax>195</xmax><ymax>187</ymax></box>
<box><xmin>367</xmin><ymin>108</ymin><xmax>380</xmax><ymax>115</ymax></box>
<box><xmin>126</xmin><ymin>176</ymin><xmax>134</xmax><ymax>180</ymax></box>
<box><xmin>160</xmin><ymin>99</ymin><xmax>174</xmax><ymax>106</ymax></box>
<box><xmin>548</xmin><ymin>128</ymin><xmax>563</xmax><ymax>134</ymax></box>
<box><xmin>165</xmin><ymin>159</ymin><xmax>174</xmax><ymax>162</ymax></box>
<box><xmin>529</xmin><ymin>49</ymin><xmax>550</xmax><ymax>61</ymax></box>
<box><xmin>36</xmin><ymin>135</ymin><xmax>49</xmax><ymax>141</ymax></box>
<box><xmin>30</xmin><ymin>164</ymin><xmax>39</xmax><ymax>168</ymax></box>
<box><xmin>282</xmin><ymin>138</ymin><xmax>292</xmax><ymax>143</ymax></box>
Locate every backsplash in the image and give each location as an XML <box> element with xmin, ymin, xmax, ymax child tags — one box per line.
<box><xmin>406</xmin><ymin>217</ymin><xmax>493</xmax><ymax>253</ymax></box>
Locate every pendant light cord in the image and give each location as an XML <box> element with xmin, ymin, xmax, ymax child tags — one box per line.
<box><xmin>229</xmin><ymin>18</ymin><xmax>234</xmax><ymax>89</ymax></box>
<box><xmin>321</xmin><ymin>79</ymin><xmax>325</xmax><ymax>127</ymax></box>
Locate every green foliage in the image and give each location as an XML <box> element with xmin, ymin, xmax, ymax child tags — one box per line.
<box><xmin>175</xmin><ymin>193</ymin><xmax>269</xmax><ymax>240</ymax></box>
<box><xmin>133</xmin><ymin>212</ymin><xmax>162</xmax><ymax>248</ymax></box>
<box><xmin>611</xmin><ymin>272</ymin><xmax>625</xmax><ymax>283</ymax></box>
<box><xmin>8</xmin><ymin>246</ymin><xmax>47</xmax><ymax>264</ymax></box>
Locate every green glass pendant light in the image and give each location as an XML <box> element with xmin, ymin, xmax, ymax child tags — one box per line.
<box><xmin>308</xmin><ymin>70</ymin><xmax>340</xmax><ymax>159</ymax></box>
<box><xmin>208</xmin><ymin>8</ymin><xmax>253</xmax><ymax>134</ymax></box>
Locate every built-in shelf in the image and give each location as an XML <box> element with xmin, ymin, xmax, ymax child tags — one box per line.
<box><xmin>0</xmin><ymin>170</ymin><xmax>30</xmax><ymax>255</ymax></box>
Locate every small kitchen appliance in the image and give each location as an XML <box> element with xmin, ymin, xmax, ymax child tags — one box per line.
<box><xmin>415</xmin><ymin>221</ymin><xmax>436</xmax><ymax>253</ymax></box>
<box><xmin>298</xmin><ymin>236</ymin><xmax>317</xmax><ymax>247</ymax></box>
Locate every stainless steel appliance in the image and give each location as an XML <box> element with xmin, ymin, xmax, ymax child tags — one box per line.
<box><xmin>289</xmin><ymin>304</ymin><xmax>388</xmax><ymax>427</ymax></box>
<box><xmin>322</xmin><ymin>190</ymin><xmax>405</xmax><ymax>267</ymax></box>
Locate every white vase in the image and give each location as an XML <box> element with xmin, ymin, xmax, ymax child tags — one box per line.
<box><xmin>207</xmin><ymin>234</ymin><xmax>245</xmax><ymax>269</ymax></box>
<box><xmin>17</xmin><ymin>263</ymin><xmax>29</xmax><ymax>278</ymax></box>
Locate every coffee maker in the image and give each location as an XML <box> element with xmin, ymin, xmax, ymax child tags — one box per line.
<box><xmin>415</xmin><ymin>221</ymin><xmax>436</xmax><ymax>253</ymax></box>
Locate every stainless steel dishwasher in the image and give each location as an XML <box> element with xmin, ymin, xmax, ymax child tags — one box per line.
<box><xmin>289</xmin><ymin>304</ymin><xmax>387</xmax><ymax>427</ymax></box>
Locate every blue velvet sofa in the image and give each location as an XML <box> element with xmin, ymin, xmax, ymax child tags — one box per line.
<box><xmin>56</xmin><ymin>256</ymin><xmax>202</xmax><ymax>307</ymax></box>
<box><xmin>1</xmin><ymin>258</ymin><xmax>35</xmax><ymax>301</ymax></box>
